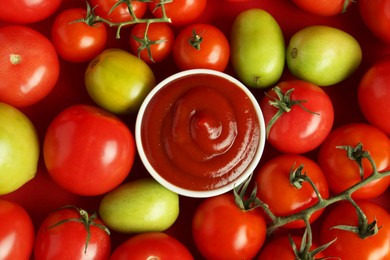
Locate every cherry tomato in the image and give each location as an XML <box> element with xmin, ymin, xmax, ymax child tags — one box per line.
<box><xmin>255</xmin><ymin>154</ymin><xmax>329</xmax><ymax>229</ymax></box>
<box><xmin>292</xmin><ymin>0</ymin><xmax>353</xmax><ymax>16</ymax></box>
<box><xmin>0</xmin><ymin>0</ymin><xmax>62</xmax><ymax>24</ymax></box>
<box><xmin>258</xmin><ymin>234</ymin><xmax>325</xmax><ymax>259</ymax></box>
<box><xmin>358</xmin><ymin>56</ymin><xmax>390</xmax><ymax>136</ymax></box>
<box><xmin>149</xmin><ymin>0</ymin><xmax>207</xmax><ymax>26</ymax></box>
<box><xmin>320</xmin><ymin>200</ymin><xmax>390</xmax><ymax>259</ymax></box>
<box><xmin>34</xmin><ymin>206</ymin><xmax>111</xmax><ymax>260</ymax></box>
<box><xmin>359</xmin><ymin>0</ymin><xmax>390</xmax><ymax>43</ymax></box>
<box><xmin>51</xmin><ymin>8</ymin><xmax>107</xmax><ymax>63</ymax></box>
<box><xmin>43</xmin><ymin>105</ymin><xmax>135</xmax><ymax>196</ymax></box>
<box><xmin>88</xmin><ymin>0</ymin><xmax>147</xmax><ymax>23</ymax></box>
<box><xmin>192</xmin><ymin>193</ymin><xmax>267</xmax><ymax>260</ymax></box>
<box><xmin>129</xmin><ymin>22</ymin><xmax>174</xmax><ymax>64</ymax></box>
<box><xmin>173</xmin><ymin>23</ymin><xmax>230</xmax><ymax>71</ymax></box>
<box><xmin>0</xmin><ymin>199</ymin><xmax>35</xmax><ymax>260</ymax></box>
<box><xmin>260</xmin><ymin>80</ymin><xmax>334</xmax><ymax>154</ymax></box>
<box><xmin>0</xmin><ymin>25</ymin><xmax>60</xmax><ymax>107</ymax></box>
<box><xmin>110</xmin><ymin>232</ymin><xmax>193</xmax><ymax>260</ymax></box>
<box><xmin>317</xmin><ymin>123</ymin><xmax>390</xmax><ymax>199</ymax></box>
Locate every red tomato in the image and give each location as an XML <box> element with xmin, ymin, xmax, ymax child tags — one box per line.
<box><xmin>149</xmin><ymin>0</ymin><xmax>207</xmax><ymax>26</ymax></box>
<box><xmin>129</xmin><ymin>22</ymin><xmax>174</xmax><ymax>64</ymax></box>
<box><xmin>110</xmin><ymin>232</ymin><xmax>193</xmax><ymax>260</ymax></box>
<box><xmin>320</xmin><ymin>200</ymin><xmax>390</xmax><ymax>259</ymax></box>
<box><xmin>88</xmin><ymin>0</ymin><xmax>147</xmax><ymax>23</ymax></box>
<box><xmin>255</xmin><ymin>154</ymin><xmax>329</xmax><ymax>229</ymax></box>
<box><xmin>359</xmin><ymin>0</ymin><xmax>390</xmax><ymax>43</ymax></box>
<box><xmin>43</xmin><ymin>105</ymin><xmax>135</xmax><ymax>196</ymax></box>
<box><xmin>317</xmin><ymin>123</ymin><xmax>390</xmax><ymax>199</ymax></box>
<box><xmin>257</xmin><ymin>235</ymin><xmax>325</xmax><ymax>259</ymax></box>
<box><xmin>173</xmin><ymin>23</ymin><xmax>230</xmax><ymax>71</ymax></box>
<box><xmin>292</xmin><ymin>0</ymin><xmax>353</xmax><ymax>16</ymax></box>
<box><xmin>0</xmin><ymin>199</ymin><xmax>35</xmax><ymax>260</ymax></box>
<box><xmin>0</xmin><ymin>25</ymin><xmax>60</xmax><ymax>107</ymax></box>
<box><xmin>51</xmin><ymin>8</ymin><xmax>107</xmax><ymax>63</ymax></box>
<box><xmin>0</xmin><ymin>0</ymin><xmax>62</xmax><ymax>24</ymax></box>
<box><xmin>192</xmin><ymin>193</ymin><xmax>267</xmax><ymax>260</ymax></box>
<box><xmin>34</xmin><ymin>206</ymin><xmax>111</xmax><ymax>260</ymax></box>
<box><xmin>358</xmin><ymin>56</ymin><xmax>390</xmax><ymax>136</ymax></box>
<box><xmin>260</xmin><ymin>80</ymin><xmax>334</xmax><ymax>154</ymax></box>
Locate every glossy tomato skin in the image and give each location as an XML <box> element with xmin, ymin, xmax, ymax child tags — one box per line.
<box><xmin>88</xmin><ymin>0</ymin><xmax>147</xmax><ymax>23</ymax></box>
<box><xmin>110</xmin><ymin>232</ymin><xmax>193</xmax><ymax>260</ymax></box>
<box><xmin>317</xmin><ymin>123</ymin><xmax>390</xmax><ymax>199</ymax></box>
<box><xmin>173</xmin><ymin>23</ymin><xmax>230</xmax><ymax>71</ymax></box>
<box><xmin>358</xmin><ymin>56</ymin><xmax>390</xmax><ymax>136</ymax></box>
<box><xmin>192</xmin><ymin>193</ymin><xmax>267</xmax><ymax>260</ymax></box>
<box><xmin>0</xmin><ymin>25</ymin><xmax>60</xmax><ymax>107</ymax></box>
<box><xmin>255</xmin><ymin>154</ymin><xmax>329</xmax><ymax>228</ymax></box>
<box><xmin>257</xmin><ymin>235</ymin><xmax>325</xmax><ymax>259</ymax></box>
<box><xmin>260</xmin><ymin>80</ymin><xmax>334</xmax><ymax>154</ymax></box>
<box><xmin>51</xmin><ymin>8</ymin><xmax>107</xmax><ymax>63</ymax></box>
<box><xmin>129</xmin><ymin>22</ymin><xmax>174</xmax><ymax>64</ymax></box>
<box><xmin>0</xmin><ymin>199</ymin><xmax>35</xmax><ymax>260</ymax></box>
<box><xmin>292</xmin><ymin>0</ymin><xmax>352</xmax><ymax>16</ymax></box>
<box><xmin>320</xmin><ymin>201</ymin><xmax>390</xmax><ymax>259</ymax></box>
<box><xmin>149</xmin><ymin>0</ymin><xmax>207</xmax><ymax>26</ymax></box>
<box><xmin>34</xmin><ymin>207</ymin><xmax>111</xmax><ymax>260</ymax></box>
<box><xmin>359</xmin><ymin>0</ymin><xmax>390</xmax><ymax>43</ymax></box>
<box><xmin>0</xmin><ymin>0</ymin><xmax>62</xmax><ymax>24</ymax></box>
<box><xmin>43</xmin><ymin>104</ymin><xmax>135</xmax><ymax>196</ymax></box>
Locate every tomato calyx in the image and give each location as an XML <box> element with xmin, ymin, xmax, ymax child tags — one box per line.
<box><xmin>265</xmin><ymin>86</ymin><xmax>319</xmax><ymax>138</ymax></box>
<box><xmin>233</xmin><ymin>174</ymin><xmax>263</xmax><ymax>211</ymax></box>
<box><xmin>188</xmin><ymin>29</ymin><xmax>203</xmax><ymax>50</ymax></box>
<box><xmin>336</xmin><ymin>143</ymin><xmax>370</xmax><ymax>180</ymax></box>
<box><xmin>49</xmin><ymin>205</ymin><xmax>110</xmax><ymax>253</ymax></box>
<box><xmin>131</xmin><ymin>22</ymin><xmax>167</xmax><ymax>63</ymax></box>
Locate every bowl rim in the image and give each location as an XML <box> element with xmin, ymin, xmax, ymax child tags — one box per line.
<box><xmin>135</xmin><ymin>69</ymin><xmax>266</xmax><ymax>198</ymax></box>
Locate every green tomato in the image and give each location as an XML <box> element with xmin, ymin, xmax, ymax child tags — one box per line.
<box><xmin>230</xmin><ymin>9</ymin><xmax>285</xmax><ymax>88</ymax></box>
<box><xmin>286</xmin><ymin>25</ymin><xmax>362</xmax><ymax>86</ymax></box>
<box><xmin>0</xmin><ymin>102</ymin><xmax>39</xmax><ymax>194</ymax></box>
<box><xmin>98</xmin><ymin>178</ymin><xmax>179</xmax><ymax>233</ymax></box>
<box><xmin>85</xmin><ymin>48</ymin><xmax>156</xmax><ymax>114</ymax></box>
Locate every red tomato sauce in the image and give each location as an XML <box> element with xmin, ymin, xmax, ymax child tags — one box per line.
<box><xmin>140</xmin><ymin>73</ymin><xmax>261</xmax><ymax>190</ymax></box>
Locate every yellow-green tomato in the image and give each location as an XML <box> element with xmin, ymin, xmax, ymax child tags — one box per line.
<box><xmin>0</xmin><ymin>102</ymin><xmax>39</xmax><ymax>194</ymax></box>
<box><xmin>98</xmin><ymin>178</ymin><xmax>179</xmax><ymax>233</ymax></box>
<box><xmin>286</xmin><ymin>25</ymin><xmax>362</xmax><ymax>86</ymax></box>
<box><xmin>85</xmin><ymin>48</ymin><xmax>156</xmax><ymax>114</ymax></box>
<box><xmin>230</xmin><ymin>9</ymin><xmax>285</xmax><ymax>88</ymax></box>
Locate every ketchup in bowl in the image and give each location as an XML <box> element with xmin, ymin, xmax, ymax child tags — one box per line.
<box><xmin>136</xmin><ymin>69</ymin><xmax>266</xmax><ymax>197</ymax></box>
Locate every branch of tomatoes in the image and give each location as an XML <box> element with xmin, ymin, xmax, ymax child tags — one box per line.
<box><xmin>240</xmin><ymin>142</ymin><xmax>390</xmax><ymax>258</ymax></box>
<box><xmin>79</xmin><ymin>0</ymin><xmax>171</xmax><ymax>40</ymax></box>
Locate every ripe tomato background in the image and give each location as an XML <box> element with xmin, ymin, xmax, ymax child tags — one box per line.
<box><xmin>173</xmin><ymin>23</ymin><xmax>230</xmax><ymax>71</ymax></box>
<box><xmin>34</xmin><ymin>206</ymin><xmax>111</xmax><ymax>260</ymax></box>
<box><xmin>129</xmin><ymin>22</ymin><xmax>174</xmax><ymax>64</ymax></box>
<box><xmin>255</xmin><ymin>154</ymin><xmax>329</xmax><ymax>229</ymax></box>
<box><xmin>0</xmin><ymin>0</ymin><xmax>62</xmax><ymax>24</ymax></box>
<box><xmin>358</xmin><ymin>56</ymin><xmax>390</xmax><ymax>136</ymax></box>
<box><xmin>192</xmin><ymin>193</ymin><xmax>267</xmax><ymax>260</ymax></box>
<box><xmin>260</xmin><ymin>80</ymin><xmax>334</xmax><ymax>154</ymax></box>
<box><xmin>110</xmin><ymin>232</ymin><xmax>193</xmax><ymax>260</ymax></box>
<box><xmin>291</xmin><ymin>0</ymin><xmax>352</xmax><ymax>16</ymax></box>
<box><xmin>51</xmin><ymin>8</ymin><xmax>107</xmax><ymax>63</ymax></box>
<box><xmin>1</xmin><ymin>0</ymin><xmax>390</xmax><ymax>259</ymax></box>
<box><xmin>0</xmin><ymin>199</ymin><xmax>35</xmax><ymax>260</ymax></box>
<box><xmin>359</xmin><ymin>0</ymin><xmax>390</xmax><ymax>44</ymax></box>
<box><xmin>43</xmin><ymin>105</ymin><xmax>135</xmax><ymax>196</ymax></box>
<box><xmin>320</xmin><ymin>201</ymin><xmax>390</xmax><ymax>259</ymax></box>
<box><xmin>317</xmin><ymin>123</ymin><xmax>390</xmax><ymax>199</ymax></box>
<box><xmin>0</xmin><ymin>25</ymin><xmax>60</xmax><ymax>107</ymax></box>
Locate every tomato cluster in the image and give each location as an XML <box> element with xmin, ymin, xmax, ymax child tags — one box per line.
<box><xmin>1</xmin><ymin>0</ymin><xmax>390</xmax><ymax>259</ymax></box>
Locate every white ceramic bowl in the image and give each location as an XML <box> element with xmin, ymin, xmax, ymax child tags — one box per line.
<box><xmin>135</xmin><ymin>69</ymin><xmax>266</xmax><ymax>198</ymax></box>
